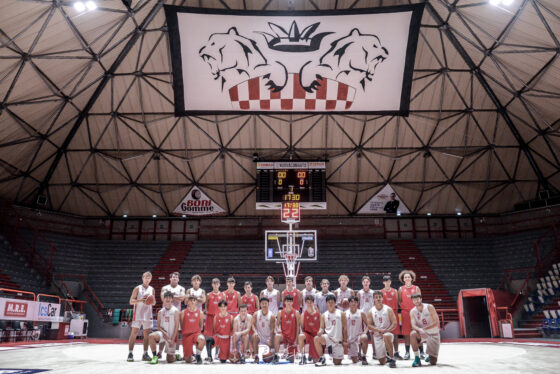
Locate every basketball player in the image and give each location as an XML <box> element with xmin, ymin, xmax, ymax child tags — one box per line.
<box><xmin>346</xmin><ymin>296</ymin><xmax>369</xmax><ymax>364</ymax></box>
<box><xmin>274</xmin><ymin>294</ymin><xmax>300</xmax><ymax>363</ymax></box>
<box><xmin>382</xmin><ymin>275</ymin><xmax>402</xmax><ymax>359</ymax></box>
<box><xmin>282</xmin><ymin>277</ymin><xmax>302</xmax><ymax>311</ymax></box>
<box><xmin>204</xmin><ymin>278</ymin><xmax>224</xmax><ymax>362</ymax></box>
<box><xmin>302</xmin><ymin>276</ymin><xmax>317</xmax><ymax>309</ymax></box>
<box><xmin>398</xmin><ymin>270</ymin><xmax>422</xmax><ymax>360</ymax></box>
<box><xmin>260</xmin><ymin>276</ymin><xmax>281</xmax><ymax>315</ymax></box>
<box><xmin>314</xmin><ymin>294</ymin><xmax>347</xmax><ymax>366</ymax></box>
<box><xmin>251</xmin><ymin>297</ymin><xmax>275</xmax><ymax>363</ymax></box>
<box><xmin>224</xmin><ymin>277</ymin><xmax>242</xmax><ymax>317</ymax></box>
<box><xmin>232</xmin><ymin>304</ymin><xmax>252</xmax><ymax>364</ymax></box>
<box><xmin>357</xmin><ymin>276</ymin><xmax>374</xmax><ymax>314</ymax></box>
<box><xmin>314</xmin><ymin>279</ymin><xmax>334</xmax><ymax>314</ymax></box>
<box><xmin>367</xmin><ymin>290</ymin><xmax>398</xmax><ymax>368</ymax></box>
<box><xmin>214</xmin><ymin>300</ymin><xmax>233</xmax><ymax>363</ymax></box>
<box><xmin>186</xmin><ymin>274</ymin><xmax>206</xmax><ymax>311</ymax></box>
<box><xmin>335</xmin><ymin>274</ymin><xmax>354</xmax><ymax>311</ymax></box>
<box><xmin>298</xmin><ymin>295</ymin><xmax>320</xmax><ymax>364</ymax></box>
<box><xmin>149</xmin><ymin>291</ymin><xmax>180</xmax><ymax>364</ymax></box>
<box><xmin>181</xmin><ymin>295</ymin><xmax>205</xmax><ymax>364</ymax></box>
<box><xmin>160</xmin><ymin>271</ymin><xmax>185</xmax><ymax>359</ymax></box>
<box><xmin>410</xmin><ymin>293</ymin><xmax>440</xmax><ymax>367</ymax></box>
<box><xmin>127</xmin><ymin>271</ymin><xmax>154</xmax><ymax>362</ymax></box>
<box><xmin>241</xmin><ymin>281</ymin><xmax>259</xmax><ymax>315</ymax></box>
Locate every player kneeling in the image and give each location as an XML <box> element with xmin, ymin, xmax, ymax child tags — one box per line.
<box><xmin>367</xmin><ymin>290</ymin><xmax>398</xmax><ymax>368</ymax></box>
<box><xmin>298</xmin><ymin>295</ymin><xmax>320</xmax><ymax>364</ymax></box>
<box><xmin>345</xmin><ymin>296</ymin><xmax>369</xmax><ymax>364</ymax></box>
<box><xmin>214</xmin><ymin>300</ymin><xmax>234</xmax><ymax>363</ymax></box>
<box><xmin>181</xmin><ymin>295</ymin><xmax>205</xmax><ymax>364</ymax></box>
<box><xmin>148</xmin><ymin>291</ymin><xmax>180</xmax><ymax>364</ymax></box>
<box><xmin>274</xmin><ymin>294</ymin><xmax>300</xmax><ymax>363</ymax></box>
<box><xmin>409</xmin><ymin>293</ymin><xmax>440</xmax><ymax>367</ymax></box>
<box><xmin>251</xmin><ymin>297</ymin><xmax>275</xmax><ymax>363</ymax></box>
<box><xmin>314</xmin><ymin>294</ymin><xmax>347</xmax><ymax>366</ymax></box>
<box><xmin>232</xmin><ymin>304</ymin><xmax>252</xmax><ymax>363</ymax></box>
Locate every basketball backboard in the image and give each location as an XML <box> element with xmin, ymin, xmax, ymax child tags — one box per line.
<box><xmin>264</xmin><ymin>230</ymin><xmax>317</xmax><ymax>262</ymax></box>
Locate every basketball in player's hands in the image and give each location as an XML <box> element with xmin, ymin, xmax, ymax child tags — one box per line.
<box><xmin>262</xmin><ymin>352</ymin><xmax>275</xmax><ymax>363</ymax></box>
<box><xmin>342</xmin><ymin>298</ymin><xmax>350</xmax><ymax>309</ymax></box>
<box><xmin>145</xmin><ymin>294</ymin><xmax>156</xmax><ymax>306</ymax></box>
<box><xmin>228</xmin><ymin>351</ymin><xmax>241</xmax><ymax>363</ymax></box>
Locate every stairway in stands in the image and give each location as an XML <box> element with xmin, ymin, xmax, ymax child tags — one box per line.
<box><xmin>391</xmin><ymin>240</ymin><xmax>458</xmax><ymax>321</ymax></box>
<box><xmin>150</xmin><ymin>241</ymin><xmax>193</xmax><ymax>309</ymax></box>
<box><xmin>0</xmin><ymin>269</ymin><xmax>19</xmax><ymax>289</ymax></box>
<box><xmin>516</xmin><ymin>295</ymin><xmax>560</xmax><ymax>338</ymax></box>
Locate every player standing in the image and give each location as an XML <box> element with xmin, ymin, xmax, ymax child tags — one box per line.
<box><xmin>224</xmin><ymin>277</ymin><xmax>242</xmax><ymax>317</ymax></box>
<box><xmin>241</xmin><ymin>281</ymin><xmax>259</xmax><ymax>315</ymax></box>
<box><xmin>302</xmin><ymin>276</ymin><xmax>317</xmax><ymax>309</ymax></box>
<box><xmin>214</xmin><ymin>300</ymin><xmax>233</xmax><ymax>363</ymax></box>
<box><xmin>186</xmin><ymin>274</ymin><xmax>206</xmax><ymax>311</ymax></box>
<box><xmin>160</xmin><ymin>272</ymin><xmax>185</xmax><ymax>359</ymax></box>
<box><xmin>345</xmin><ymin>296</ymin><xmax>369</xmax><ymax>364</ymax></box>
<box><xmin>251</xmin><ymin>297</ymin><xmax>275</xmax><ymax>363</ymax></box>
<box><xmin>127</xmin><ymin>271</ymin><xmax>154</xmax><ymax>362</ymax></box>
<box><xmin>335</xmin><ymin>275</ymin><xmax>354</xmax><ymax>311</ymax></box>
<box><xmin>204</xmin><ymin>278</ymin><xmax>224</xmax><ymax>362</ymax></box>
<box><xmin>298</xmin><ymin>295</ymin><xmax>321</xmax><ymax>364</ymax></box>
<box><xmin>357</xmin><ymin>276</ymin><xmax>374</xmax><ymax>315</ymax></box>
<box><xmin>382</xmin><ymin>275</ymin><xmax>402</xmax><ymax>359</ymax></box>
<box><xmin>282</xmin><ymin>276</ymin><xmax>302</xmax><ymax>311</ymax></box>
<box><xmin>181</xmin><ymin>295</ymin><xmax>205</xmax><ymax>364</ymax></box>
<box><xmin>232</xmin><ymin>304</ymin><xmax>252</xmax><ymax>363</ymax></box>
<box><xmin>367</xmin><ymin>290</ymin><xmax>398</xmax><ymax>368</ymax></box>
<box><xmin>410</xmin><ymin>293</ymin><xmax>440</xmax><ymax>367</ymax></box>
<box><xmin>314</xmin><ymin>294</ymin><xmax>347</xmax><ymax>366</ymax></box>
<box><xmin>398</xmin><ymin>270</ymin><xmax>422</xmax><ymax>360</ymax></box>
<box><xmin>261</xmin><ymin>276</ymin><xmax>281</xmax><ymax>315</ymax></box>
<box><xmin>274</xmin><ymin>294</ymin><xmax>300</xmax><ymax>363</ymax></box>
<box><xmin>314</xmin><ymin>279</ymin><xmax>335</xmax><ymax>314</ymax></box>
<box><xmin>149</xmin><ymin>291</ymin><xmax>180</xmax><ymax>364</ymax></box>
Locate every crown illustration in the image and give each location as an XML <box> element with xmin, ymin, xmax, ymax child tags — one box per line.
<box><xmin>258</xmin><ymin>21</ymin><xmax>333</xmax><ymax>52</ymax></box>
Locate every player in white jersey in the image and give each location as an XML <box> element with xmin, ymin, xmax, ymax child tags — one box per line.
<box><xmin>160</xmin><ymin>271</ymin><xmax>185</xmax><ymax>310</ymax></box>
<box><xmin>345</xmin><ymin>296</ymin><xmax>369</xmax><ymax>364</ymax></box>
<box><xmin>335</xmin><ymin>274</ymin><xmax>354</xmax><ymax>311</ymax></box>
<box><xmin>148</xmin><ymin>291</ymin><xmax>180</xmax><ymax>364</ymax></box>
<box><xmin>410</xmin><ymin>293</ymin><xmax>440</xmax><ymax>367</ymax></box>
<box><xmin>232</xmin><ymin>304</ymin><xmax>252</xmax><ymax>363</ymax></box>
<box><xmin>367</xmin><ymin>290</ymin><xmax>398</xmax><ymax>368</ymax></box>
<box><xmin>344</xmin><ymin>296</ymin><xmax>368</xmax><ymax>365</ymax></box>
<box><xmin>251</xmin><ymin>297</ymin><xmax>275</xmax><ymax>363</ymax></box>
<box><xmin>357</xmin><ymin>276</ymin><xmax>374</xmax><ymax>314</ymax></box>
<box><xmin>260</xmin><ymin>275</ymin><xmax>280</xmax><ymax>315</ymax></box>
<box><xmin>186</xmin><ymin>274</ymin><xmax>206</xmax><ymax>311</ymax></box>
<box><xmin>302</xmin><ymin>276</ymin><xmax>317</xmax><ymax>309</ymax></box>
<box><xmin>127</xmin><ymin>271</ymin><xmax>155</xmax><ymax>362</ymax></box>
<box><xmin>314</xmin><ymin>294</ymin><xmax>347</xmax><ymax>366</ymax></box>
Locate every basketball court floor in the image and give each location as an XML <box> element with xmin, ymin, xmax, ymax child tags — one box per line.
<box><xmin>1</xmin><ymin>341</ymin><xmax>560</xmax><ymax>374</ymax></box>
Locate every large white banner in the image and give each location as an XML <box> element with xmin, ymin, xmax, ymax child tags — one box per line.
<box><xmin>165</xmin><ymin>5</ymin><xmax>424</xmax><ymax>115</ymax></box>
<box><xmin>0</xmin><ymin>297</ymin><xmax>62</xmax><ymax>322</ymax></box>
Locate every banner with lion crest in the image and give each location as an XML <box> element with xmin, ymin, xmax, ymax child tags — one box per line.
<box><xmin>165</xmin><ymin>5</ymin><xmax>424</xmax><ymax>116</ymax></box>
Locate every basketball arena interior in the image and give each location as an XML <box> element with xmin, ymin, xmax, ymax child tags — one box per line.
<box><xmin>1</xmin><ymin>0</ymin><xmax>560</xmax><ymax>373</ymax></box>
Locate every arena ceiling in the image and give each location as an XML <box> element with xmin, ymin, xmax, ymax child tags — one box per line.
<box><xmin>1</xmin><ymin>0</ymin><xmax>560</xmax><ymax>217</ymax></box>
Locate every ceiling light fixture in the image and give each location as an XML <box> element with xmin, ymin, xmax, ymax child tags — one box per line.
<box><xmin>74</xmin><ymin>1</ymin><xmax>86</xmax><ymax>11</ymax></box>
<box><xmin>85</xmin><ymin>1</ymin><xmax>97</xmax><ymax>10</ymax></box>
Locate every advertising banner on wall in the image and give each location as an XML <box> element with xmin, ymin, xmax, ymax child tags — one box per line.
<box><xmin>0</xmin><ymin>298</ymin><xmax>62</xmax><ymax>322</ymax></box>
<box><xmin>173</xmin><ymin>187</ymin><xmax>226</xmax><ymax>216</ymax></box>
<box><xmin>358</xmin><ymin>184</ymin><xmax>410</xmax><ymax>214</ymax></box>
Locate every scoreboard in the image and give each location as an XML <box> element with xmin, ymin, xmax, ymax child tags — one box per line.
<box><xmin>256</xmin><ymin>161</ymin><xmax>327</xmax><ymax>209</ymax></box>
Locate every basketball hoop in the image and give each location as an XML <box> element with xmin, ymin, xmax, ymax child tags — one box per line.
<box><xmin>281</xmin><ymin>253</ymin><xmax>301</xmax><ymax>281</ymax></box>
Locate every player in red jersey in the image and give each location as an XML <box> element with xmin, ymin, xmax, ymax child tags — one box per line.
<box><xmin>282</xmin><ymin>276</ymin><xmax>302</xmax><ymax>311</ymax></box>
<box><xmin>382</xmin><ymin>275</ymin><xmax>402</xmax><ymax>359</ymax></box>
<box><xmin>181</xmin><ymin>295</ymin><xmax>205</xmax><ymax>364</ymax></box>
<box><xmin>298</xmin><ymin>295</ymin><xmax>320</xmax><ymax>364</ymax></box>
<box><xmin>214</xmin><ymin>299</ymin><xmax>233</xmax><ymax>363</ymax></box>
<box><xmin>204</xmin><ymin>278</ymin><xmax>224</xmax><ymax>362</ymax></box>
<box><xmin>241</xmin><ymin>281</ymin><xmax>259</xmax><ymax>314</ymax></box>
<box><xmin>224</xmin><ymin>277</ymin><xmax>242</xmax><ymax>317</ymax></box>
<box><xmin>398</xmin><ymin>270</ymin><xmax>422</xmax><ymax>360</ymax></box>
<box><xmin>274</xmin><ymin>294</ymin><xmax>300</xmax><ymax>363</ymax></box>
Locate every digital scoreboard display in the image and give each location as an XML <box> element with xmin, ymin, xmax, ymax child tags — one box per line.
<box><xmin>256</xmin><ymin>161</ymin><xmax>326</xmax><ymax>209</ymax></box>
